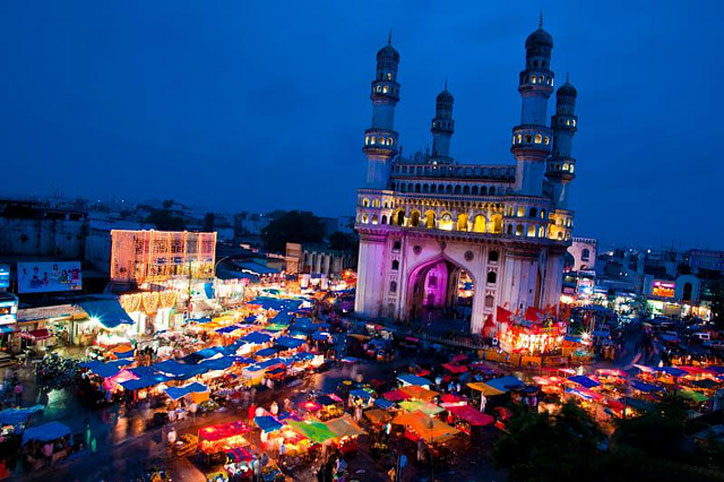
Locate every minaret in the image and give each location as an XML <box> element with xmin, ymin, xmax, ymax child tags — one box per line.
<box><xmin>511</xmin><ymin>15</ymin><xmax>554</xmax><ymax>196</ymax></box>
<box><xmin>430</xmin><ymin>81</ymin><xmax>454</xmax><ymax>164</ymax></box>
<box><xmin>547</xmin><ymin>76</ymin><xmax>578</xmax><ymax>207</ymax></box>
<box><xmin>363</xmin><ymin>33</ymin><xmax>400</xmax><ymax>189</ymax></box>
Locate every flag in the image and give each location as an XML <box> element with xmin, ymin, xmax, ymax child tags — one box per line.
<box><xmin>496</xmin><ymin>306</ymin><xmax>513</xmax><ymax>325</ymax></box>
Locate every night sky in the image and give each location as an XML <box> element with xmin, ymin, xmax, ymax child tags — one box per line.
<box><xmin>1</xmin><ymin>1</ymin><xmax>721</xmax><ymax>248</ymax></box>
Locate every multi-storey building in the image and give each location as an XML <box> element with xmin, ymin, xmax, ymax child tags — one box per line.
<box><xmin>354</xmin><ymin>22</ymin><xmax>580</xmax><ymax>334</ymax></box>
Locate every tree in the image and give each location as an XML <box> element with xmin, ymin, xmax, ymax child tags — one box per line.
<box><xmin>202</xmin><ymin>212</ymin><xmax>215</xmax><ymax>232</ymax></box>
<box><xmin>493</xmin><ymin>402</ymin><xmax>605</xmax><ymax>482</ymax></box>
<box><xmin>328</xmin><ymin>231</ymin><xmax>357</xmax><ymax>252</ymax></box>
<box><xmin>261</xmin><ymin>210</ymin><xmax>324</xmax><ymax>254</ymax></box>
<box><xmin>145</xmin><ymin>199</ymin><xmax>186</xmax><ymax>231</ymax></box>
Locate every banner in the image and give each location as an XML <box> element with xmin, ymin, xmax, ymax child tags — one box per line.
<box><xmin>17</xmin><ymin>262</ymin><xmax>82</xmax><ymax>294</ymax></box>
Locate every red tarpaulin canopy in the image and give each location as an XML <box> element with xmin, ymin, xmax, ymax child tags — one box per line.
<box><xmin>383</xmin><ymin>389</ymin><xmax>411</xmax><ymax>402</ymax></box>
<box><xmin>199</xmin><ymin>421</ymin><xmax>250</xmax><ymax>441</ymax></box>
<box><xmin>442</xmin><ymin>363</ymin><xmax>468</xmax><ymax>374</ymax></box>
<box><xmin>447</xmin><ymin>405</ymin><xmax>494</xmax><ymax>426</ymax></box>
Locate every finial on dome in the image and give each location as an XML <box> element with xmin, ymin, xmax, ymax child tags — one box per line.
<box><xmin>539</xmin><ymin>10</ymin><xmax>543</xmax><ymax>28</ymax></box>
<box><xmin>444</xmin><ymin>77</ymin><xmax>448</xmax><ymax>90</ymax></box>
<box><xmin>566</xmin><ymin>70</ymin><xmax>570</xmax><ymax>83</ymax></box>
<box><xmin>388</xmin><ymin>30</ymin><xmax>392</xmax><ymax>45</ymax></box>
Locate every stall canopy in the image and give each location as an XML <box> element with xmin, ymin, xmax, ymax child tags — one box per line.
<box><xmin>399</xmin><ymin>385</ymin><xmax>439</xmax><ymax>402</ymax></box>
<box><xmin>568</xmin><ymin>375</ymin><xmax>601</xmax><ymax>389</ymax></box>
<box><xmin>365</xmin><ymin>408</ymin><xmax>393</xmax><ymax>425</ymax></box>
<box><xmin>467</xmin><ymin>382</ymin><xmax>505</xmax><ymax>396</ymax></box>
<box><xmin>374</xmin><ymin>398</ymin><xmax>396</xmax><ymax>410</ymax></box>
<box><xmin>254</xmin><ymin>416</ymin><xmax>284</xmax><ymax>433</ymax></box>
<box><xmin>241</xmin><ymin>332</ymin><xmax>272</xmax><ymax>344</ymax></box>
<box><xmin>482</xmin><ymin>376</ymin><xmax>524</xmax><ymax>393</ymax></box>
<box><xmin>392</xmin><ymin>411</ymin><xmax>459</xmax><ymax>443</ymax></box>
<box><xmin>275</xmin><ymin>336</ymin><xmax>305</xmax><ymax>350</ymax></box>
<box><xmin>80</xmin><ymin>359</ymin><xmax>133</xmax><ymax>378</ymax></box>
<box><xmin>165</xmin><ymin>382</ymin><xmax>208</xmax><ymax>401</ymax></box>
<box><xmin>325</xmin><ymin>414</ymin><xmax>366</xmax><ymax>438</ymax></box>
<box><xmin>78</xmin><ymin>299</ymin><xmax>134</xmax><ymax>329</ymax></box>
<box><xmin>398</xmin><ymin>400</ymin><xmax>444</xmax><ymax>415</ymax></box>
<box><xmin>287</xmin><ymin>421</ymin><xmax>338</xmax><ymax>444</ymax></box>
<box><xmin>22</xmin><ymin>422</ymin><xmax>71</xmax><ymax>445</ymax></box>
<box><xmin>20</xmin><ymin>329</ymin><xmax>51</xmax><ymax>340</ymax></box>
<box><xmin>446</xmin><ymin>405</ymin><xmax>494</xmax><ymax>426</ymax></box>
<box><xmin>678</xmin><ymin>390</ymin><xmax>709</xmax><ymax>403</ymax></box>
<box><xmin>383</xmin><ymin>389</ymin><xmax>411</xmax><ymax>402</ymax></box>
<box><xmin>630</xmin><ymin>380</ymin><xmax>663</xmax><ymax>393</ymax></box>
<box><xmin>442</xmin><ymin>363</ymin><xmax>468</xmax><ymax>374</ymax></box>
<box><xmin>349</xmin><ymin>388</ymin><xmax>374</xmax><ymax>402</ymax></box>
<box><xmin>0</xmin><ymin>405</ymin><xmax>43</xmax><ymax>425</ymax></box>
<box><xmin>659</xmin><ymin>366</ymin><xmax>686</xmax><ymax>377</ymax></box>
<box><xmin>397</xmin><ymin>374</ymin><xmax>431</xmax><ymax>387</ymax></box>
<box><xmin>199</xmin><ymin>421</ymin><xmax>250</xmax><ymax>442</ymax></box>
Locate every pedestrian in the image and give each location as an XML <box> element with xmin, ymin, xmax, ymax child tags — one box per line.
<box><xmin>279</xmin><ymin>441</ymin><xmax>286</xmax><ymax>464</ymax></box>
<box><xmin>189</xmin><ymin>401</ymin><xmax>198</xmax><ymax>421</ymax></box>
<box><xmin>14</xmin><ymin>383</ymin><xmax>23</xmax><ymax>406</ymax></box>
<box><xmin>270</xmin><ymin>401</ymin><xmax>279</xmax><ymax>416</ymax></box>
<box><xmin>387</xmin><ymin>466</ymin><xmax>397</xmax><ymax>482</ymax></box>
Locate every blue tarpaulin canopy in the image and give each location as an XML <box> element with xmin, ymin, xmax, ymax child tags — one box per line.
<box><xmin>80</xmin><ymin>359</ymin><xmax>133</xmax><ymax>378</ymax></box>
<box><xmin>397</xmin><ymin>374</ymin><xmax>431</xmax><ymax>387</ymax></box>
<box><xmin>216</xmin><ymin>325</ymin><xmax>243</xmax><ymax>334</ymax></box>
<box><xmin>154</xmin><ymin>360</ymin><xmax>200</xmax><ymax>379</ymax></box>
<box><xmin>291</xmin><ymin>351</ymin><xmax>314</xmax><ymax>362</ymax></box>
<box><xmin>256</xmin><ymin>347</ymin><xmax>279</xmax><ymax>358</ymax></box>
<box><xmin>78</xmin><ymin>299</ymin><xmax>134</xmax><ymax>329</ymax></box>
<box><xmin>631</xmin><ymin>380</ymin><xmax>663</xmax><ymax>393</ymax></box>
<box><xmin>659</xmin><ymin>366</ymin><xmax>686</xmax><ymax>377</ymax></box>
<box><xmin>241</xmin><ymin>332</ymin><xmax>272</xmax><ymax>344</ymax></box>
<box><xmin>312</xmin><ymin>331</ymin><xmax>331</xmax><ymax>341</ymax></box>
<box><xmin>349</xmin><ymin>389</ymin><xmax>373</xmax><ymax>401</ymax></box>
<box><xmin>254</xmin><ymin>416</ymin><xmax>283</xmax><ymax>433</ymax></box>
<box><xmin>198</xmin><ymin>357</ymin><xmax>237</xmax><ymax>371</ymax></box>
<box><xmin>374</xmin><ymin>398</ymin><xmax>395</xmax><ymax>409</ymax></box>
<box><xmin>22</xmin><ymin>422</ymin><xmax>71</xmax><ymax>445</ymax></box>
<box><xmin>165</xmin><ymin>382</ymin><xmax>208</xmax><ymax>400</ymax></box>
<box><xmin>484</xmin><ymin>376</ymin><xmax>525</xmax><ymax>392</ymax></box>
<box><xmin>275</xmin><ymin>336</ymin><xmax>305</xmax><ymax>349</ymax></box>
<box><xmin>0</xmin><ymin>405</ymin><xmax>43</xmax><ymax>425</ymax></box>
<box><xmin>568</xmin><ymin>375</ymin><xmax>601</xmax><ymax>389</ymax></box>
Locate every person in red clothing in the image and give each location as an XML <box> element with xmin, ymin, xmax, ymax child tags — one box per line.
<box><xmin>248</xmin><ymin>404</ymin><xmax>257</xmax><ymax>422</ymax></box>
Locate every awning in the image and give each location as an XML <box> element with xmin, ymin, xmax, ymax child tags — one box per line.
<box><xmin>399</xmin><ymin>385</ymin><xmax>439</xmax><ymax>402</ymax></box>
<box><xmin>397</xmin><ymin>374</ymin><xmax>431</xmax><ymax>387</ymax></box>
<box><xmin>398</xmin><ymin>400</ymin><xmax>444</xmax><ymax>415</ymax></box>
<box><xmin>467</xmin><ymin>382</ymin><xmax>505</xmax><ymax>396</ymax></box>
<box><xmin>447</xmin><ymin>405</ymin><xmax>495</xmax><ymax>426</ymax></box>
<box><xmin>325</xmin><ymin>414</ymin><xmax>366</xmax><ymax>438</ymax></box>
<box><xmin>568</xmin><ymin>375</ymin><xmax>601</xmax><ymax>389</ymax></box>
<box><xmin>78</xmin><ymin>299</ymin><xmax>134</xmax><ymax>329</ymax></box>
<box><xmin>391</xmin><ymin>411</ymin><xmax>459</xmax><ymax>443</ymax></box>
<box><xmin>254</xmin><ymin>415</ymin><xmax>284</xmax><ymax>433</ymax></box>
<box><xmin>287</xmin><ymin>420</ymin><xmax>337</xmax><ymax>444</ymax></box>
<box><xmin>365</xmin><ymin>408</ymin><xmax>392</xmax><ymax>424</ymax></box>
<box><xmin>164</xmin><ymin>382</ymin><xmax>208</xmax><ymax>400</ymax></box>
<box><xmin>22</xmin><ymin>422</ymin><xmax>71</xmax><ymax>445</ymax></box>
<box><xmin>20</xmin><ymin>329</ymin><xmax>51</xmax><ymax>340</ymax></box>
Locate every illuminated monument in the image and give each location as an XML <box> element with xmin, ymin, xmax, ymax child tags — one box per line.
<box><xmin>354</xmin><ymin>21</ymin><xmax>579</xmax><ymax>334</ymax></box>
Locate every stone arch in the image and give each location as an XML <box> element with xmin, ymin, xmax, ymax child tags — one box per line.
<box><xmin>410</xmin><ymin>210</ymin><xmax>421</xmax><ymax>227</ymax></box>
<box><xmin>423</xmin><ymin>210</ymin><xmax>436</xmax><ymax>229</ymax></box>
<box><xmin>473</xmin><ymin>214</ymin><xmax>486</xmax><ymax>233</ymax></box>
<box><xmin>456</xmin><ymin>213</ymin><xmax>468</xmax><ymax>231</ymax></box>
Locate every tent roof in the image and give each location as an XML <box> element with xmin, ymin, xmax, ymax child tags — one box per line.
<box><xmin>397</xmin><ymin>374</ymin><xmax>431</xmax><ymax>387</ymax></box>
<box><xmin>483</xmin><ymin>376</ymin><xmax>524</xmax><ymax>393</ymax></box>
<box><xmin>325</xmin><ymin>414</ymin><xmax>366</xmax><ymax>438</ymax></box>
<box><xmin>398</xmin><ymin>400</ymin><xmax>444</xmax><ymax>415</ymax></box>
<box><xmin>399</xmin><ymin>385</ymin><xmax>439</xmax><ymax>402</ymax></box>
<box><xmin>287</xmin><ymin>420</ymin><xmax>337</xmax><ymax>444</ymax></box>
<box><xmin>467</xmin><ymin>382</ymin><xmax>505</xmax><ymax>396</ymax></box>
<box><xmin>22</xmin><ymin>422</ymin><xmax>71</xmax><ymax>445</ymax></box>
<box><xmin>164</xmin><ymin>382</ymin><xmax>208</xmax><ymax>400</ymax></box>
<box><xmin>254</xmin><ymin>415</ymin><xmax>284</xmax><ymax>433</ymax></box>
<box><xmin>77</xmin><ymin>299</ymin><xmax>134</xmax><ymax>328</ymax></box>
<box><xmin>391</xmin><ymin>411</ymin><xmax>459</xmax><ymax>443</ymax></box>
<box><xmin>446</xmin><ymin>405</ymin><xmax>494</xmax><ymax>426</ymax></box>
<box><xmin>568</xmin><ymin>375</ymin><xmax>601</xmax><ymax>389</ymax></box>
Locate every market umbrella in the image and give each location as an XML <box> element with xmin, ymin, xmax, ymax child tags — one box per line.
<box><xmin>398</xmin><ymin>400</ymin><xmax>444</xmax><ymax>415</ymax></box>
<box><xmin>325</xmin><ymin>414</ymin><xmax>366</xmax><ymax>438</ymax></box>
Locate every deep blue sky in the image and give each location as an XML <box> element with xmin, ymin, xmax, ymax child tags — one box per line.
<box><xmin>1</xmin><ymin>1</ymin><xmax>721</xmax><ymax>249</ymax></box>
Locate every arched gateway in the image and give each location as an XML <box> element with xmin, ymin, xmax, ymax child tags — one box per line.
<box><xmin>406</xmin><ymin>256</ymin><xmax>475</xmax><ymax>325</ymax></box>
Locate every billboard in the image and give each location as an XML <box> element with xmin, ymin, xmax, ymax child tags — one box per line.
<box><xmin>17</xmin><ymin>262</ymin><xmax>82</xmax><ymax>294</ymax></box>
<box><xmin>0</xmin><ymin>265</ymin><xmax>9</xmax><ymax>289</ymax></box>
<box><xmin>652</xmin><ymin>280</ymin><xmax>675</xmax><ymax>299</ymax></box>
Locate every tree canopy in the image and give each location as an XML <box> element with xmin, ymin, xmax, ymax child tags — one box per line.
<box><xmin>261</xmin><ymin>210</ymin><xmax>324</xmax><ymax>254</ymax></box>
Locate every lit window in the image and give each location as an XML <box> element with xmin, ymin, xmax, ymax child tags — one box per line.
<box><xmin>383</xmin><ymin>85</ymin><xmax>389</xmax><ymax>94</ymax></box>
<box><xmin>362</xmin><ymin>198</ymin><xmax>370</xmax><ymax>207</ymax></box>
<box><xmin>570</xmin><ymin>165</ymin><xmax>575</xmax><ymax>173</ymax></box>
<box><xmin>535</xmin><ymin>134</ymin><xmax>542</xmax><ymax>144</ymax></box>
<box><xmin>372</xmin><ymin>199</ymin><xmax>380</xmax><ymax>208</ymax></box>
<box><xmin>572</xmin><ymin>119</ymin><xmax>577</xmax><ymax>127</ymax></box>
<box><xmin>531</xmin><ymin>75</ymin><xmax>537</xmax><ymax>84</ymax></box>
<box><xmin>538</xmin><ymin>226</ymin><xmax>545</xmax><ymax>237</ymax></box>
<box><xmin>512</xmin><ymin>136</ymin><xmax>516</xmax><ymax>144</ymax></box>
<box><xmin>365</xmin><ymin>136</ymin><xmax>369</xmax><ymax>145</ymax></box>
<box><xmin>516</xmin><ymin>134</ymin><xmax>522</xmax><ymax>143</ymax></box>
<box><xmin>527</xmin><ymin>225</ymin><xmax>536</xmax><ymax>237</ymax></box>
<box><xmin>515</xmin><ymin>225</ymin><xmax>524</xmax><ymax>236</ymax></box>
<box><xmin>389</xmin><ymin>138</ymin><xmax>394</xmax><ymax>145</ymax></box>
<box><xmin>544</xmin><ymin>136</ymin><xmax>550</xmax><ymax>145</ymax></box>
<box><xmin>362</xmin><ymin>214</ymin><xmax>369</xmax><ymax>224</ymax></box>
<box><xmin>566</xmin><ymin>119</ymin><xmax>571</xmax><ymax>126</ymax></box>
<box><xmin>517</xmin><ymin>206</ymin><xmax>525</xmax><ymax>217</ymax></box>
<box><xmin>525</xmin><ymin>134</ymin><xmax>532</xmax><ymax>143</ymax></box>
<box><xmin>371</xmin><ymin>136</ymin><xmax>376</xmax><ymax>144</ymax></box>
<box><xmin>386</xmin><ymin>72</ymin><xmax>392</xmax><ymax>80</ymax></box>
<box><xmin>563</xmin><ymin>163</ymin><xmax>569</xmax><ymax>171</ymax></box>
<box><xmin>376</xmin><ymin>85</ymin><xmax>382</xmax><ymax>93</ymax></box>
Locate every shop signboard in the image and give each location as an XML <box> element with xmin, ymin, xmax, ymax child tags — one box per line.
<box><xmin>0</xmin><ymin>294</ymin><xmax>18</xmax><ymax>325</ymax></box>
<box><xmin>652</xmin><ymin>280</ymin><xmax>675</xmax><ymax>298</ymax></box>
<box><xmin>17</xmin><ymin>261</ymin><xmax>82</xmax><ymax>294</ymax></box>
<box><xmin>0</xmin><ymin>264</ymin><xmax>10</xmax><ymax>289</ymax></box>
